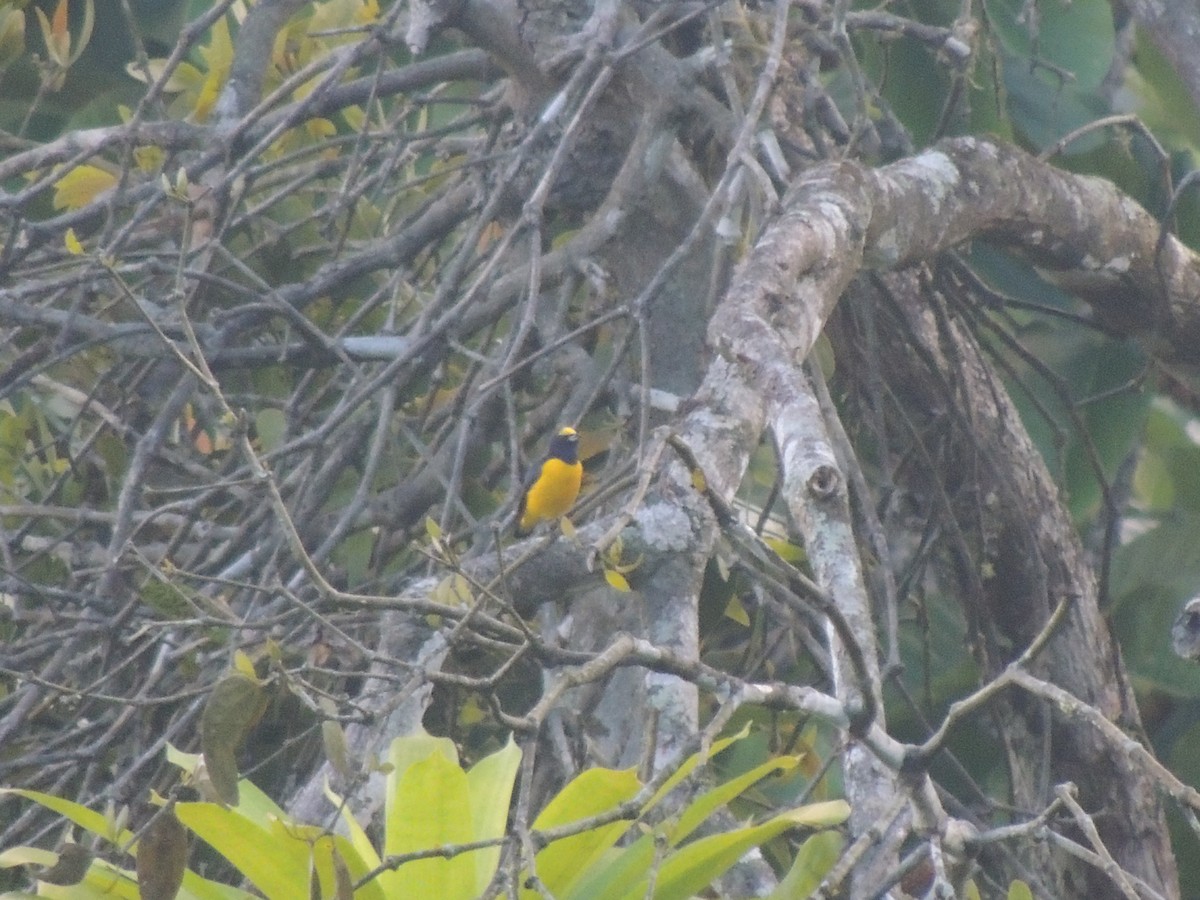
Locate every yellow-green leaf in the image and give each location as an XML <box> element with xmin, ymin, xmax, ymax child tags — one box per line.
<box><xmin>232</xmin><ymin>650</ymin><xmax>258</xmax><ymax>679</ymax></box>
<box><xmin>617</xmin><ymin>801</ymin><xmax>850</xmax><ymax>900</ymax></box>
<box><xmin>0</xmin><ymin>7</ymin><xmax>25</xmax><ymax>72</ymax></box>
<box><xmin>465</xmin><ymin>737</ymin><xmax>521</xmax><ymax>892</ymax></box>
<box><xmin>64</xmin><ymin>227</ymin><xmax>83</xmax><ymax>255</ymax></box>
<box><xmin>385</xmin><ymin>750</ymin><xmax>475</xmax><ymax>900</ymax></box>
<box><xmin>53</xmin><ymin>164</ymin><xmax>117</xmax><ymax>210</ymax></box>
<box><xmin>668</xmin><ymin>755</ymin><xmax>803</xmax><ymax>846</ymax></box>
<box><xmin>526</xmin><ymin>767</ymin><xmax>641</xmax><ymax>898</ymax></box>
<box><xmin>325</xmin><ymin>781</ymin><xmax>388</xmax><ymax>896</ymax></box>
<box><xmin>191</xmin><ymin>16</ymin><xmax>232</xmax><ymax>121</ymax></box>
<box><xmin>769</xmin><ymin>831</ymin><xmax>844</xmax><ymax>899</ymax></box>
<box><xmin>0</xmin><ymin>846</ymin><xmax>57</xmax><ymax>870</ymax></box>
<box><xmin>175</xmin><ymin>801</ymin><xmax>310</xmax><ymax>898</ymax></box>
<box><xmin>723</xmin><ymin>594</ymin><xmax>750</xmax><ymax>626</ymax></box>
<box><xmin>432</xmin><ymin>573</ymin><xmax>472</xmax><ymax>607</ymax></box>
<box><xmin>0</xmin><ymin>788</ymin><xmax>135</xmax><ymax>847</ymax></box>
<box><xmin>384</xmin><ymin>731</ymin><xmax>460</xmax><ymax>860</ymax></box>
<box><xmin>644</xmin><ymin>724</ymin><xmax>752</xmax><ymax>811</ymax></box>
<box><xmin>322</xmin><ymin>718</ymin><xmax>351</xmax><ymax>779</ymax></box>
<box><xmin>764</xmin><ymin>536</ymin><xmax>806</xmax><ymax>564</ymax></box>
<box><xmin>135</xmin><ymin>143</ymin><xmax>165</xmax><ymax>172</ymax></box>
<box><xmin>604</xmin><ymin>568</ymin><xmax>630</xmax><ymax>592</ymax></box>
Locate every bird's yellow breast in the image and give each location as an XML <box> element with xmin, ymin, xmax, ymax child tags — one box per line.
<box><xmin>519</xmin><ymin>457</ymin><xmax>583</xmax><ymax>531</ymax></box>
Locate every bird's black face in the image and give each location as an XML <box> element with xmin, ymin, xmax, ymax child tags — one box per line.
<box><xmin>548</xmin><ymin>428</ymin><xmax>579</xmax><ymax>464</ymax></box>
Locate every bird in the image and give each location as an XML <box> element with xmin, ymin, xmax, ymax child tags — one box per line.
<box><xmin>515</xmin><ymin>426</ymin><xmax>583</xmax><ymax>535</ymax></box>
<box><xmin>1173</xmin><ymin>595</ymin><xmax>1200</xmax><ymax>661</ymax></box>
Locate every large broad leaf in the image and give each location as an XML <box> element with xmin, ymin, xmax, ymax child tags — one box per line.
<box><xmin>200</xmin><ymin>672</ymin><xmax>268</xmax><ymax>806</ymax></box>
<box><xmin>524</xmin><ymin>766</ymin><xmax>642</xmax><ymax>899</ymax></box>
<box><xmin>167</xmin><ymin>745</ymin><xmax>292</xmax><ymax>833</ymax></box>
<box><xmin>174</xmin><ymin>803</ymin><xmax>311</xmax><ymax>899</ymax></box>
<box><xmin>562</xmin><ymin>829</ymin><xmax>657</xmax><ymax>900</ymax></box>
<box><xmin>178</xmin><ymin>783</ymin><xmax>384</xmax><ymax>900</ymax></box>
<box><xmin>1134</xmin><ymin>401</ymin><xmax>1200</xmax><ymax>516</ymax></box>
<box><xmin>984</xmin><ymin>0</ymin><xmax>1114</xmax><ymax>151</ymax></box>
<box><xmin>465</xmin><ymin>736</ymin><xmax>522</xmax><ymax>891</ymax></box>
<box><xmin>643</xmin><ymin>726</ymin><xmax>750</xmax><ymax>811</ymax></box>
<box><xmin>1062</xmin><ymin>343</ymin><xmax>1151</xmax><ymax>522</ymax></box>
<box><xmin>986</xmin><ymin>0</ymin><xmax>1113</xmax><ymax>90</ymax></box>
<box><xmin>770</xmin><ymin>830</ymin><xmax>845</xmax><ymax>899</ymax></box>
<box><xmin>385</xmin><ymin>748</ymin><xmax>477</xmax><ymax>900</ymax></box>
<box><xmin>326</xmin><ymin>779</ymin><xmax>386</xmax><ymax>891</ymax></box>
<box><xmin>1110</xmin><ymin>536</ymin><xmax>1200</xmax><ymax>699</ymax></box>
<box><xmin>614</xmin><ymin>801</ymin><xmax>850</xmax><ymax>900</ymax></box>
<box><xmin>0</xmin><ymin>789</ymin><xmax>135</xmax><ymax>847</ymax></box>
<box><xmin>667</xmin><ymin>755</ymin><xmax>803</xmax><ymax>846</ymax></box>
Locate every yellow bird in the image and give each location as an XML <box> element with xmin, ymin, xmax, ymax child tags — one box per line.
<box><xmin>516</xmin><ymin>426</ymin><xmax>583</xmax><ymax>535</ymax></box>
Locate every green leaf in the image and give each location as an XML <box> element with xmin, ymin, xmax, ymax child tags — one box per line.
<box><xmin>64</xmin><ymin>227</ymin><xmax>84</xmax><ymax>254</ymax></box>
<box><xmin>200</xmin><ymin>673</ymin><xmax>267</xmax><ymax>806</ymax></box>
<box><xmin>1008</xmin><ymin>879</ymin><xmax>1035</xmax><ymax>900</ymax></box>
<box><xmin>526</xmin><ymin>767</ymin><xmax>642</xmax><ymax>898</ymax></box>
<box><xmin>466</xmin><ymin>737</ymin><xmax>522</xmax><ymax>891</ymax></box>
<box><xmin>770</xmin><ymin>830</ymin><xmax>844</xmax><ymax>899</ymax></box>
<box><xmin>0</xmin><ymin>788</ymin><xmax>135</xmax><ymax>847</ymax></box>
<box><xmin>986</xmin><ymin>0</ymin><xmax>1113</xmax><ymax>90</ymax></box>
<box><xmin>619</xmin><ymin>802</ymin><xmax>850</xmax><ymax>900</ymax></box>
<box><xmin>325</xmin><ymin>782</ymin><xmax>390</xmax><ymax>899</ymax></box>
<box><xmin>141</xmin><ymin>579</ymin><xmax>195</xmax><ymax>619</ymax></box>
<box><xmin>984</xmin><ymin>0</ymin><xmax>1114</xmax><ymax>150</ymax></box>
<box><xmin>604</xmin><ymin>568</ymin><xmax>631</xmax><ymax>592</ymax></box>
<box><xmin>562</xmin><ymin>830</ymin><xmax>656</xmax><ymax>900</ymax></box>
<box><xmin>644</xmin><ymin>725</ymin><xmax>751</xmax><ymax>811</ymax></box>
<box><xmin>39</xmin><ymin>858</ymin><xmax>140</xmax><ymax>898</ymax></box>
<box><xmin>175</xmin><ymin>802</ymin><xmax>311</xmax><ymax>899</ymax></box>
<box><xmin>384</xmin><ymin>730</ymin><xmax>459</xmax><ymax>858</ymax></box>
<box><xmin>385</xmin><ymin>748</ymin><xmax>476</xmax><ymax>900</ymax></box>
<box><xmin>0</xmin><ymin>6</ymin><xmax>25</xmax><ymax>72</ymax></box>
<box><xmin>1135</xmin><ymin>403</ymin><xmax>1200</xmax><ymax>514</ymax></box>
<box><xmin>1125</xmin><ymin>32</ymin><xmax>1200</xmax><ymax>159</ymax></box>
<box><xmin>668</xmin><ymin>755</ymin><xmax>803</xmax><ymax>846</ymax></box>
<box><xmin>232</xmin><ymin>650</ymin><xmax>258</xmax><ymax>679</ymax></box>
<box><xmin>0</xmin><ymin>846</ymin><xmax>59</xmax><ymax>870</ymax></box>
<box><xmin>1108</xmin><ymin>566</ymin><xmax>1200</xmax><ymax>699</ymax></box>
<box><xmin>254</xmin><ymin>408</ymin><xmax>286</xmax><ymax>452</ymax></box>
<box><xmin>432</xmin><ymin>573</ymin><xmax>473</xmax><ymax>607</ymax></box>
